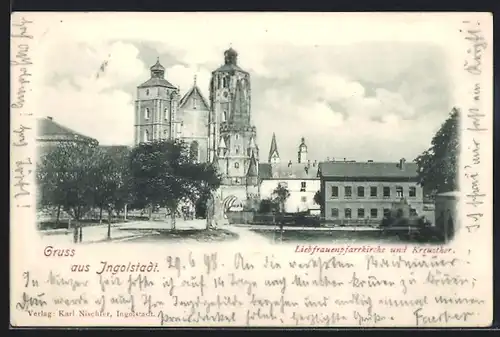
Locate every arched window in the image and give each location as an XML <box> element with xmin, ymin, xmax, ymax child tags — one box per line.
<box><xmin>144</xmin><ymin>130</ymin><xmax>150</xmax><ymax>142</ymax></box>
<box><xmin>189</xmin><ymin>141</ymin><xmax>199</xmax><ymax>162</ymax></box>
<box><xmin>164</xmin><ymin>108</ymin><xmax>169</xmax><ymax>120</ymax></box>
<box><xmin>146</xmin><ymin>89</ymin><xmax>150</xmax><ymax>96</ymax></box>
<box><xmin>223</xmin><ymin>77</ymin><xmax>229</xmax><ymax>88</ymax></box>
<box><xmin>234</xmin><ymin>162</ymin><xmax>239</xmax><ymax>169</ymax></box>
<box><xmin>223</xmin><ymin>111</ymin><xmax>227</xmax><ymax>122</ymax></box>
<box><xmin>145</xmin><ymin>108</ymin><xmax>150</xmax><ymax>119</ymax></box>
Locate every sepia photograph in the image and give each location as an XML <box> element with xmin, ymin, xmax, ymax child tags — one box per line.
<box><xmin>11</xmin><ymin>12</ymin><xmax>492</xmax><ymax>327</ymax></box>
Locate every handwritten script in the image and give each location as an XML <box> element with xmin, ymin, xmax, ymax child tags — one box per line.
<box><xmin>13</xmin><ymin>249</ymin><xmax>487</xmax><ymax>327</ymax></box>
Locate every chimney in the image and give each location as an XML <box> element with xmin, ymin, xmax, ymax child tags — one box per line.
<box><xmin>288</xmin><ymin>160</ymin><xmax>292</xmax><ymax>167</ymax></box>
<box><xmin>399</xmin><ymin>158</ymin><xmax>406</xmax><ymax>170</ymax></box>
<box><xmin>47</xmin><ymin>116</ymin><xmax>53</xmax><ymax>120</ymax></box>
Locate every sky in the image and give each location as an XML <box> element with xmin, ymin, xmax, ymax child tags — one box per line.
<box><xmin>34</xmin><ymin>13</ymin><xmax>465</xmax><ymax>162</ymax></box>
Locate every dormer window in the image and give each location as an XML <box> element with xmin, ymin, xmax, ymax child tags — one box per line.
<box><xmin>145</xmin><ymin>108</ymin><xmax>150</xmax><ymax>119</ymax></box>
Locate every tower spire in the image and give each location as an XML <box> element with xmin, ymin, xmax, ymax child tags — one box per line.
<box><xmin>150</xmin><ymin>57</ymin><xmax>165</xmax><ymax>79</ymax></box>
<box><xmin>268</xmin><ymin>133</ymin><xmax>280</xmax><ymax>164</ymax></box>
<box><xmin>298</xmin><ymin>137</ymin><xmax>308</xmax><ymax>163</ymax></box>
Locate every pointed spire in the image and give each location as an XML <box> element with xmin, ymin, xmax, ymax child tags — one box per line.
<box><xmin>248</xmin><ymin>136</ymin><xmax>257</xmax><ymax>148</ymax></box>
<box><xmin>218</xmin><ymin>136</ymin><xmax>227</xmax><ymax>149</ymax></box>
<box><xmin>230</xmin><ymin>80</ymin><xmax>247</xmax><ymax>125</ymax></box>
<box><xmin>268</xmin><ymin>132</ymin><xmax>280</xmax><ymax>163</ymax></box>
<box><xmin>247</xmin><ymin>152</ymin><xmax>258</xmax><ymax>177</ymax></box>
<box><xmin>218</xmin><ymin>136</ymin><xmax>227</xmax><ymax>158</ymax></box>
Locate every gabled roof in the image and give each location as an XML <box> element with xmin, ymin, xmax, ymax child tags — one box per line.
<box><xmin>318</xmin><ymin>161</ymin><xmax>418</xmax><ymax>179</ymax></box>
<box><xmin>259</xmin><ymin>162</ymin><xmax>319</xmax><ymax>180</ymax></box>
<box><xmin>179</xmin><ymin>85</ymin><xmax>210</xmax><ymax>110</ymax></box>
<box><xmin>138</xmin><ymin>77</ymin><xmax>177</xmax><ymax>89</ymax></box>
<box><xmin>37</xmin><ymin>117</ymin><xmax>98</xmax><ymax>144</ymax></box>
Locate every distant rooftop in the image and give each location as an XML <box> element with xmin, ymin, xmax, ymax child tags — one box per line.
<box><xmin>37</xmin><ymin>116</ymin><xmax>98</xmax><ymax>144</ymax></box>
<box><xmin>318</xmin><ymin>160</ymin><xmax>418</xmax><ymax>179</ymax></box>
<box><xmin>259</xmin><ymin>161</ymin><xmax>320</xmax><ymax>180</ymax></box>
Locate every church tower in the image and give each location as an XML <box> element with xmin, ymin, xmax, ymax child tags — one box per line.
<box><xmin>268</xmin><ymin>132</ymin><xmax>280</xmax><ymax>164</ymax></box>
<box><xmin>134</xmin><ymin>58</ymin><xmax>181</xmax><ymax>145</ymax></box>
<box><xmin>209</xmin><ymin>47</ymin><xmax>259</xmax><ymax>187</ymax></box>
<box><xmin>298</xmin><ymin>137</ymin><xmax>308</xmax><ymax>163</ymax></box>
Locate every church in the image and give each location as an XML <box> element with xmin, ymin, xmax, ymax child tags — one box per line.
<box><xmin>134</xmin><ymin>47</ymin><xmax>259</xmax><ymax>211</ymax></box>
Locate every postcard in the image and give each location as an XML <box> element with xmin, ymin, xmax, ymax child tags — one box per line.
<box><xmin>10</xmin><ymin>12</ymin><xmax>493</xmax><ymax>327</ymax></box>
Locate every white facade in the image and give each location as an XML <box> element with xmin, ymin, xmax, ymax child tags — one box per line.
<box><xmin>260</xmin><ymin>179</ymin><xmax>320</xmax><ymax>213</ymax></box>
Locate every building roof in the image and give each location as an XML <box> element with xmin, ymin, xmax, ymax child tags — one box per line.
<box><xmin>37</xmin><ymin>117</ymin><xmax>98</xmax><ymax>144</ymax></box>
<box><xmin>259</xmin><ymin>162</ymin><xmax>319</xmax><ymax>180</ymax></box>
<box><xmin>138</xmin><ymin>77</ymin><xmax>177</xmax><ymax>89</ymax></box>
<box><xmin>318</xmin><ymin>161</ymin><xmax>418</xmax><ymax>179</ymax></box>
<box><xmin>179</xmin><ymin>83</ymin><xmax>210</xmax><ymax>110</ymax></box>
<box><xmin>138</xmin><ymin>58</ymin><xmax>177</xmax><ymax>89</ymax></box>
<box><xmin>213</xmin><ymin>63</ymin><xmax>248</xmax><ymax>74</ymax></box>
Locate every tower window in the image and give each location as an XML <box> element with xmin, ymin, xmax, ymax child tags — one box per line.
<box><xmin>223</xmin><ymin>77</ymin><xmax>229</xmax><ymax>88</ymax></box>
<box><xmin>146</xmin><ymin>89</ymin><xmax>150</xmax><ymax>96</ymax></box>
<box><xmin>300</xmin><ymin>181</ymin><xmax>306</xmax><ymax>192</ymax></box>
<box><xmin>144</xmin><ymin>130</ymin><xmax>150</xmax><ymax>142</ymax></box>
<box><xmin>164</xmin><ymin>108</ymin><xmax>169</xmax><ymax>120</ymax></box>
<box><xmin>145</xmin><ymin>108</ymin><xmax>150</xmax><ymax>119</ymax></box>
<box><xmin>223</xmin><ymin>111</ymin><xmax>227</xmax><ymax>122</ymax></box>
<box><xmin>235</xmin><ymin>134</ymin><xmax>239</xmax><ymax>140</ymax></box>
<box><xmin>234</xmin><ymin>162</ymin><xmax>239</xmax><ymax>169</ymax></box>
<box><xmin>235</xmin><ymin>146</ymin><xmax>240</xmax><ymax>154</ymax></box>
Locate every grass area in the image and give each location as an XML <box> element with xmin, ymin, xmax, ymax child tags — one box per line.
<box><xmin>251</xmin><ymin>229</ymin><xmax>445</xmax><ymax>244</ymax></box>
<box><xmin>127</xmin><ymin>228</ymin><xmax>239</xmax><ymax>243</ymax></box>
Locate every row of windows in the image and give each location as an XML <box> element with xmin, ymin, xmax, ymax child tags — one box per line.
<box><xmin>279</xmin><ymin>181</ymin><xmax>308</xmax><ymax>192</ymax></box>
<box><xmin>144</xmin><ymin>107</ymin><xmax>170</xmax><ymax>120</ymax></box>
<box><xmin>330</xmin><ymin>208</ymin><xmax>417</xmax><ymax>218</ymax></box>
<box><xmin>330</xmin><ymin>186</ymin><xmax>416</xmax><ymax>199</ymax></box>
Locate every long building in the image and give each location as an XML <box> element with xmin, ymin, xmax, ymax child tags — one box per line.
<box><xmin>318</xmin><ymin>159</ymin><xmax>424</xmax><ymax>222</ymax></box>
